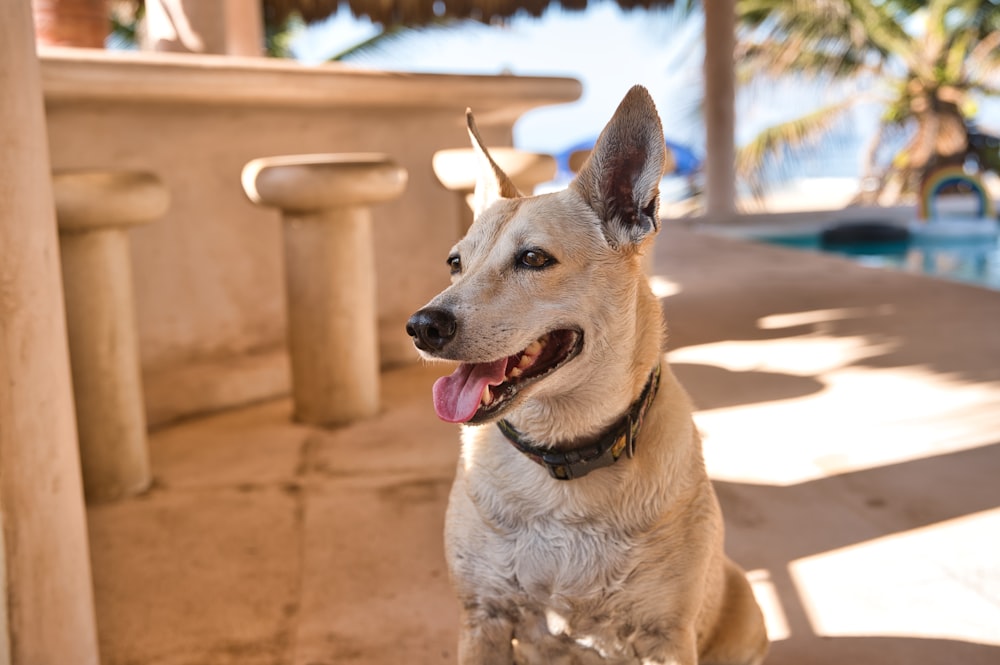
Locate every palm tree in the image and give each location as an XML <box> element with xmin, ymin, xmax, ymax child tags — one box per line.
<box><xmin>736</xmin><ymin>0</ymin><xmax>1000</xmax><ymax>205</ymax></box>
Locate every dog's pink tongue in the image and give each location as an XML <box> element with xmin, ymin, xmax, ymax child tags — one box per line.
<box><xmin>432</xmin><ymin>358</ymin><xmax>508</xmax><ymax>423</ymax></box>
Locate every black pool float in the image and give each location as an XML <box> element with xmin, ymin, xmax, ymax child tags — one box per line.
<box><xmin>820</xmin><ymin>221</ymin><xmax>911</xmax><ymax>246</ymax></box>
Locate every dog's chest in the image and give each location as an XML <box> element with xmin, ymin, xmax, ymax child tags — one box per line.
<box><xmin>475</xmin><ymin>511</ymin><xmax>648</xmax><ymax>661</ymax></box>
<box><xmin>450</xmin><ymin>433</ymin><xmax>677</xmax><ymax>661</ymax></box>
<box><xmin>513</xmin><ymin>529</ymin><xmax>642</xmax><ymax>662</ymax></box>
<box><xmin>506</xmin><ymin>514</ymin><xmax>633</xmax><ymax>595</ymax></box>
<box><xmin>457</xmin><ymin>460</ymin><xmax>638</xmax><ymax>601</ymax></box>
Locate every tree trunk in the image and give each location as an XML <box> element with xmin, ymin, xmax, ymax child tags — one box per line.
<box><xmin>33</xmin><ymin>0</ymin><xmax>109</xmax><ymax>48</ymax></box>
<box><xmin>896</xmin><ymin>100</ymin><xmax>967</xmax><ymax>196</ymax></box>
<box><xmin>859</xmin><ymin>97</ymin><xmax>970</xmax><ymax>205</ymax></box>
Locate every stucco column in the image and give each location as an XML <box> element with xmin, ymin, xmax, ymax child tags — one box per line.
<box><xmin>242</xmin><ymin>154</ymin><xmax>407</xmax><ymax>427</ymax></box>
<box><xmin>54</xmin><ymin>170</ymin><xmax>168</xmax><ymax>502</ymax></box>
<box><xmin>0</xmin><ymin>2</ymin><xmax>100</xmax><ymax>662</ymax></box>
<box><xmin>144</xmin><ymin>0</ymin><xmax>263</xmax><ymax>55</ymax></box>
<box><xmin>703</xmin><ymin>0</ymin><xmax>738</xmax><ymax>223</ymax></box>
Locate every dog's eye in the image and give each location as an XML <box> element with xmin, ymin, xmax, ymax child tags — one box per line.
<box><xmin>447</xmin><ymin>254</ymin><xmax>462</xmax><ymax>275</ymax></box>
<box><xmin>517</xmin><ymin>249</ymin><xmax>555</xmax><ymax>270</ymax></box>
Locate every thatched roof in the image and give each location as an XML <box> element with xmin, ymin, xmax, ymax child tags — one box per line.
<box><xmin>263</xmin><ymin>0</ymin><xmax>678</xmax><ymax>27</ymax></box>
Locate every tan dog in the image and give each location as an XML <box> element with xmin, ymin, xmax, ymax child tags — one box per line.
<box><xmin>406</xmin><ymin>86</ymin><xmax>768</xmax><ymax>665</ymax></box>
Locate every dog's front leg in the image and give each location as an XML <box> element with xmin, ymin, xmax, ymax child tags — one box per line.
<box><xmin>633</xmin><ymin>625</ymin><xmax>699</xmax><ymax>665</ymax></box>
<box><xmin>457</xmin><ymin>605</ymin><xmax>515</xmax><ymax>665</ymax></box>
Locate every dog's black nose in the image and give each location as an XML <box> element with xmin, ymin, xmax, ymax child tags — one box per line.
<box><xmin>406</xmin><ymin>307</ymin><xmax>457</xmax><ymax>352</ymax></box>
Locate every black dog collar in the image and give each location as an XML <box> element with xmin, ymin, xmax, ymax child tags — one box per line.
<box><xmin>497</xmin><ymin>365</ymin><xmax>661</xmax><ymax>480</ymax></box>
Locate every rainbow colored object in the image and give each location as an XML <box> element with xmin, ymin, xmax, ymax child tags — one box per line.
<box><xmin>917</xmin><ymin>165</ymin><xmax>995</xmax><ymax>220</ymax></box>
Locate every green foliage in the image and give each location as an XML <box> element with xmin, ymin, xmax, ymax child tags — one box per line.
<box><xmin>735</xmin><ymin>0</ymin><xmax>1000</xmax><ymax>204</ymax></box>
<box><xmin>737</xmin><ymin>99</ymin><xmax>858</xmax><ymax>199</ymax></box>
<box><xmin>266</xmin><ymin>12</ymin><xmax>306</xmax><ymax>57</ymax></box>
<box><xmin>109</xmin><ymin>1</ymin><xmax>143</xmax><ymax>49</ymax></box>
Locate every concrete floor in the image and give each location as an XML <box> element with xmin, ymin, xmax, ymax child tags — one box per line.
<box><xmin>87</xmin><ymin>225</ymin><xmax>1000</xmax><ymax>664</ymax></box>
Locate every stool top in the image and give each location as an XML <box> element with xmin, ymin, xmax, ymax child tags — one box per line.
<box><xmin>242</xmin><ymin>153</ymin><xmax>407</xmax><ymax>212</ymax></box>
<box><xmin>53</xmin><ymin>170</ymin><xmax>169</xmax><ymax>232</ymax></box>
<box><xmin>432</xmin><ymin>147</ymin><xmax>556</xmax><ymax>194</ymax></box>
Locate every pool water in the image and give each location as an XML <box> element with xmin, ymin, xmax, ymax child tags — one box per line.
<box><xmin>755</xmin><ymin>224</ymin><xmax>1000</xmax><ymax>292</ymax></box>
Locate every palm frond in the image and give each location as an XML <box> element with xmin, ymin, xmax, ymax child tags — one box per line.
<box><xmin>736</xmin><ymin>98</ymin><xmax>858</xmax><ymax>200</ymax></box>
<box><xmin>736</xmin><ymin>39</ymin><xmax>877</xmax><ymax>82</ymax></box>
<box><xmin>968</xmin><ymin>0</ymin><xmax>1000</xmax><ymax>37</ymax></box>
<box><xmin>973</xmin><ymin>83</ymin><xmax>1000</xmax><ymax>97</ymax></box>
<box><xmin>967</xmin><ymin>29</ymin><xmax>1000</xmax><ymax>81</ymax></box>
<box><xmin>736</xmin><ymin>0</ymin><xmax>914</xmax><ymax>86</ymax></box>
<box><xmin>108</xmin><ymin>0</ymin><xmax>143</xmax><ymax>49</ymax></box>
<box><xmin>328</xmin><ymin>17</ymin><xmax>465</xmax><ymax>61</ymax></box>
<box><xmin>842</xmin><ymin>0</ymin><xmax>921</xmax><ymax>71</ymax></box>
<box><xmin>266</xmin><ymin>12</ymin><xmax>307</xmax><ymax>57</ymax></box>
<box><xmin>942</xmin><ymin>27</ymin><xmax>972</xmax><ymax>82</ymax></box>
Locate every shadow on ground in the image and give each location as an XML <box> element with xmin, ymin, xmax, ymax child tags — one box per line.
<box><xmin>653</xmin><ymin>226</ymin><xmax>1000</xmax><ymax>386</ymax></box>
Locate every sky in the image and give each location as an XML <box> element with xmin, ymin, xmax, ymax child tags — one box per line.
<box><xmin>288</xmin><ymin>3</ymin><xmax>999</xmax><ymax>184</ymax></box>
<box><xmin>291</xmin><ymin>4</ymin><xmax>707</xmax><ymax>154</ymax></box>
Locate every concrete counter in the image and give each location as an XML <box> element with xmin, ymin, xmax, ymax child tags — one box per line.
<box><xmin>41</xmin><ymin>48</ymin><xmax>581</xmax><ymax>425</ymax></box>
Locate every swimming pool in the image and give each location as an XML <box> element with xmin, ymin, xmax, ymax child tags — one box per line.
<box><xmin>751</xmin><ymin>220</ymin><xmax>1000</xmax><ymax>292</ymax></box>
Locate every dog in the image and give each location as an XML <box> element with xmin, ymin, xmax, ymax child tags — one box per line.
<box><xmin>406</xmin><ymin>85</ymin><xmax>768</xmax><ymax>665</ymax></box>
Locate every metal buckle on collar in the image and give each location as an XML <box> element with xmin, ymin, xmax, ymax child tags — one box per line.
<box><xmin>624</xmin><ymin>413</ymin><xmax>636</xmax><ymax>458</ymax></box>
<box><xmin>540</xmin><ymin>445</ymin><xmax>619</xmax><ymax>481</ymax></box>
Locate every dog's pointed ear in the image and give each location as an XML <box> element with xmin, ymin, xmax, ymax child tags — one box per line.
<box><xmin>466</xmin><ymin>109</ymin><xmax>521</xmax><ymax>218</ymax></box>
<box><xmin>571</xmin><ymin>85</ymin><xmax>666</xmax><ymax>249</ymax></box>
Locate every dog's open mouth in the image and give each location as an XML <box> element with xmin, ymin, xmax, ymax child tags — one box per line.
<box><xmin>432</xmin><ymin>329</ymin><xmax>583</xmax><ymax>424</ymax></box>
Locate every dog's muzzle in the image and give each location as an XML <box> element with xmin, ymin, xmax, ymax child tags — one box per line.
<box><xmin>406</xmin><ymin>307</ymin><xmax>457</xmax><ymax>352</ymax></box>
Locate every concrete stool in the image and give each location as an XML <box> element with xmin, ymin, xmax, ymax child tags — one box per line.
<box><xmin>432</xmin><ymin>147</ymin><xmax>556</xmax><ymax>233</ymax></box>
<box><xmin>54</xmin><ymin>169</ymin><xmax>168</xmax><ymax>502</ymax></box>
<box><xmin>241</xmin><ymin>153</ymin><xmax>407</xmax><ymax>427</ymax></box>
